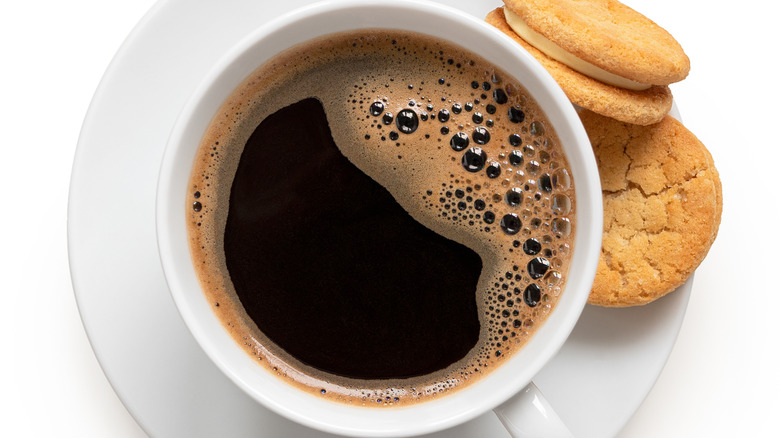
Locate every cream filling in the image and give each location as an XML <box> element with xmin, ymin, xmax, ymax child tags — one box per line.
<box><xmin>503</xmin><ymin>6</ymin><xmax>651</xmax><ymax>91</ymax></box>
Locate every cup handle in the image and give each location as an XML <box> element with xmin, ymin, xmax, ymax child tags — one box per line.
<box><xmin>493</xmin><ymin>382</ymin><xmax>573</xmax><ymax>438</ymax></box>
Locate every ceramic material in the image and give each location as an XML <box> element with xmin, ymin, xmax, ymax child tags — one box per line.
<box><xmin>495</xmin><ymin>383</ymin><xmax>573</xmax><ymax>438</ymax></box>
<box><xmin>156</xmin><ymin>1</ymin><xmax>601</xmax><ymax>436</ymax></box>
<box><xmin>69</xmin><ymin>0</ymin><xmax>692</xmax><ymax>437</ymax></box>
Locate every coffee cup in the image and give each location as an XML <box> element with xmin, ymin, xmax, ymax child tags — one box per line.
<box><xmin>156</xmin><ymin>0</ymin><xmax>602</xmax><ymax>436</ymax></box>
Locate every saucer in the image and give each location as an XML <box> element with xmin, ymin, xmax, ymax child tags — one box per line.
<box><xmin>68</xmin><ymin>0</ymin><xmax>692</xmax><ymax>436</ymax></box>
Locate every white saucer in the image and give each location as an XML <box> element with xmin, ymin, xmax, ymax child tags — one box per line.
<box><xmin>68</xmin><ymin>0</ymin><xmax>692</xmax><ymax>436</ymax></box>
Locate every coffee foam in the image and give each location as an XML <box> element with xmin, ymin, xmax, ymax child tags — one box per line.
<box><xmin>187</xmin><ymin>30</ymin><xmax>576</xmax><ymax>406</ymax></box>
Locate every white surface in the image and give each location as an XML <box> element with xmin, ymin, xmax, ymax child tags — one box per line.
<box><xmin>68</xmin><ymin>0</ymin><xmax>670</xmax><ymax>433</ymax></box>
<box><xmin>67</xmin><ymin>0</ymin><xmax>685</xmax><ymax>434</ymax></box>
<box><xmin>1</xmin><ymin>1</ymin><xmax>776</xmax><ymax>438</ymax></box>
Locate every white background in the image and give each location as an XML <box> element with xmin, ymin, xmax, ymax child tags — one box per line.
<box><xmin>1</xmin><ymin>0</ymin><xmax>777</xmax><ymax>437</ymax></box>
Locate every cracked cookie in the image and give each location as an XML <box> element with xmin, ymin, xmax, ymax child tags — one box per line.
<box><xmin>580</xmin><ymin>110</ymin><xmax>722</xmax><ymax>307</ymax></box>
<box><xmin>485</xmin><ymin>0</ymin><xmax>688</xmax><ymax>125</ymax></box>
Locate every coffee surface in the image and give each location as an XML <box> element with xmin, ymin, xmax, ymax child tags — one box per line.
<box><xmin>225</xmin><ymin>97</ymin><xmax>482</xmax><ymax>379</ymax></box>
<box><xmin>187</xmin><ymin>30</ymin><xmax>576</xmax><ymax>406</ymax></box>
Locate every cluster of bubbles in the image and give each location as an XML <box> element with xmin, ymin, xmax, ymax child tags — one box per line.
<box><xmin>419</xmin><ymin>177</ymin><xmax>569</xmax><ymax>358</ymax></box>
<box><xmin>342</xmin><ymin>58</ymin><xmax>576</xmax><ymax>403</ymax></box>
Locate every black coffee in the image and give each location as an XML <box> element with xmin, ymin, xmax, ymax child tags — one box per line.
<box><xmin>224</xmin><ymin>97</ymin><xmax>482</xmax><ymax>379</ymax></box>
<box><xmin>187</xmin><ymin>30</ymin><xmax>576</xmax><ymax>406</ymax></box>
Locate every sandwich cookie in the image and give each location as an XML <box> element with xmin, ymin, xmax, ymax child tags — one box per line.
<box><xmin>486</xmin><ymin>0</ymin><xmax>690</xmax><ymax>125</ymax></box>
<box><xmin>580</xmin><ymin>110</ymin><xmax>722</xmax><ymax>307</ymax></box>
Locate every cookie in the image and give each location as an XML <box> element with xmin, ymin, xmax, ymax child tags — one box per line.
<box><xmin>580</xmin><ymin>110</ymin><xmax>722</xmax><ymax>307</ymax></box>
<box><xmin>503</xmin><ymin>0</ymin><xmax>689</xmax><ymax>84</ymax></box>
<box><xmin>485</xmin><ymin>7</ymin><xmax>674</xmax><ymax>125</ymax></box>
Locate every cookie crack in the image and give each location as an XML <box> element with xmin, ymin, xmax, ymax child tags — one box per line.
<box><xmin>601</xmin><ymin>164</ymin><xmax>710</xmax><ymax>198</ymax></box>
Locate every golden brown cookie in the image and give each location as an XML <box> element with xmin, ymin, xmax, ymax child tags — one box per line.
<box><xmin>502</xmin><ymin>0</ymin><xmax>689</xmax><ymax>84</ymax></box>
<box><xmin>485</xmin><ymin>8</ymin><xmax>672</xmax><ymax>126</ymax></box>
<box><xmin>581</xmin><ymin>110</ymin><xmax>722</xmax><ymax>307</ymax></box>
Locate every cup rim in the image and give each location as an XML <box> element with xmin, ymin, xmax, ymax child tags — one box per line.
<box><xmin>156</xmin><ymin>0</ymin><xmax>602</xmax><ymax>436</ymax></box>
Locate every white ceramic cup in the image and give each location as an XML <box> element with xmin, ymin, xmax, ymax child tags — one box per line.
<box><xmin>157</xmin><ymin>1</ymin><xmax>602</xmax><ymax>436</ymax></box>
